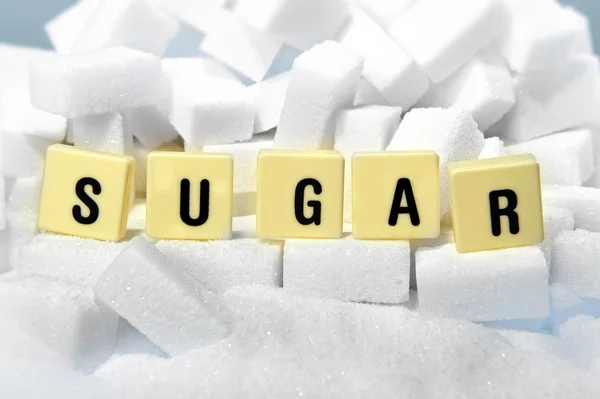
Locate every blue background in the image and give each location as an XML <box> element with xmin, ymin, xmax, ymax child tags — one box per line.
<box><xmin>0</xmin><ymin>0</ymin><xmax>598</xmax><ymax>51</ymax></box>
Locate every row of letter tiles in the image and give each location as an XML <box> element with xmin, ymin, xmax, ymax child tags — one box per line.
<box><xmin>37</xmin><ymin>145</ymin><xmax>544</xmax><ymax>253</ymax></box>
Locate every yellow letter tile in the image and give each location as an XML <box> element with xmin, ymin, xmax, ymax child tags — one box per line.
<box><xmin>448</xmin><ymin>154</ymin><xmax>544</xmax><ymax>253</ymax></box>
<box><xmin>352</xmin><ymin>151</ymin><xmax>440</xmax><ymax>240</ymax></box>
<box><xmin>38</xmin><ymin>144</ymin><xmax>135</xmax><ymax>242</ymax></box>
<box><xmin>256</xmin><ymin>149</ymin><xmax>344</xmax><ymax>239</ymax></box>
<box><xmin>146</xmin><ymin>152</ymin><xmax>233</xmax><ymax>240</ymax></box>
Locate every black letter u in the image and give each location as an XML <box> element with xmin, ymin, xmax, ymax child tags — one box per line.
<box><xmin>180</xmin><ymin>179</ymin><xmax>210</xmax><ymax>226</ymax></box>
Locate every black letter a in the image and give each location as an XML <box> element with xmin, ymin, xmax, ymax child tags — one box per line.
<box><xmin>489</xmin><ymin>189</ymin><xmax>520</xmax><ymax>237</ymax></box>
<box><xmin>180</xmin><ymin>179</ymin><xmax>210</xmax><ymax>226</ymax></box>
<box><xmin>72</xmin><ymin>177</ymin><xmax>101</xmax><ymax>225</ymax></box>
<box><xmin>388</xmin><ymin>178</ymin><xmax>420</xmax><ymax>227</ymax></box>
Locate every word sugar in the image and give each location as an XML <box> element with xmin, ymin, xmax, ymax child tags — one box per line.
<box><xmin>37</xmin><ymin>144</ymin><xmax>544</xmax><ymax>253</ymax></box>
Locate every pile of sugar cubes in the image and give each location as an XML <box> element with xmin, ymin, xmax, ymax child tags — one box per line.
<box><xmin>2</xmin><ymin>0</ymin><xmax>600</xmax><ymax>397</ymax></box>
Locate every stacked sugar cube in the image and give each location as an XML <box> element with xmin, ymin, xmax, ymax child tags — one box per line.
<box><xmin>2</xmin><ymin>0</ymin><xmax>600</xmax><ymax>396</ymax></box>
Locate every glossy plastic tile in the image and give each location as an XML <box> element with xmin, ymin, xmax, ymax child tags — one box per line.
<box><xmin>38</xmin><ymin>144</ymin><xmax>135</xmax><ymax>242</ymax></box>
<box><xmin>146</xmin><ymin>152</ymin><xmax>233</xmax><ymax>240</ymax></box>
<box><xmin>449</xmin><ymin>154</ymin><xmax>544</xmax><ymax>253</ymax></box>
<box><xmin>352</xmin><ymin>151</ymin><xmax>440</xmax><ymax>240</ymax></box>
<box><xmin>256</xmin><ymin>149</ymin><xmax>344</xmax><ymax>239</ymax></box>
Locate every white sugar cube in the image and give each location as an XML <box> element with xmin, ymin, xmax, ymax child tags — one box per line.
<box><xmin>355</xmin><ymin>0</ymin><xmax>415</xmax><ymax>29</ymax></box>
<box><xmin>334</xmin><ymin>105</ymin><xmax>402</xmax><ymax>221</ymax></box>
<box><xmin>417</xmin><ymin>51</ymin><xmax>515</xmax><ymax>131</ymax></box>
<box><xmin>337</xmin><ymin>7</ymin><xmax>429</xmax><ymax>109</ymax></box>
<box><xmin>354</xmin><ymin>78</ymin><xmax>387</xmax><ymax>106</ymax></box>
<box><xmin>507</xmin><ymin>129</ymin><xmax>594</xmax><ymax>185</ymax></box>
<box><xmin>4</xmin><ymin>177</ymin><xmax>41</xmax><ymax>267</ymax></box>
<box><xmin>204</xmin><ymin>133</ymin><xmax>274</xmax><ymax>216</ymax></box>
<box><xmin>489</xmin><ymin>56</ymin><xmax>600</xmax><ymax>142</ymax></box>
<box><xmin>163</xmin><ymin>58</ymin><xmax>241</xmax><ymax>140</ymax></box>
<box><xmin>200</xmin><ymin>11</ymin><xmax>282</xmax><ymax>82</ymax></box>
<box><xmin>45</xmin><ymin>0</ymin><xmax>99</xmax><ymax>54</ymax></box>
<box><xmin>542</xmin><ymin>185</ymin><xmax>600</xmax><ymax>232</ymax></box>
<box><xmin>387</xmin><ymin>107</ymin><xmax>485</xmax><ymax>217</ymax></box>
<box><xmin>231</xmin><ymin>215</ymin><xmax>259</xmax><ymax>239</ymax></box>
<box><xmin>72</xmin><ymin>112</ymin><xmax>133</xmax><ymax>154</ymax></box>
<box><xmin>18</xmin><ymin>234</ymin><xmax>125</xmax><ymax>287</ymax></box>
<box><xmin>156</xmin><ymin>238</ymin><xmax>283</xmax><ymax>294</ymax></box>
<box><xmin>130</xmin><ymin>140</ymin><xmax>182</xmax><ymax>195</ymax></box>
<box><xmin>162</xmin><ymin>57</ymin><xmax>241</xmax><ymax>85</ymax></box>
<box><xmin>234</xmin><ymin>0</ymin><xmax>350</xmax><ymax>51</ymax></box>
<box><xmin>275</xmin><ymin>41</ymin><xmax>364</xmax><ymax>149</ymax></box>
<box><xmin>5</xmin><ymin>177</ymin><xmax>41</xmax><ymax>213</ymax></box>
<box><xmin>130</xmin><ymin>141</ymin><xmax>151</xmax><ymax>195</ymax></box>
<box><xmin>0</xmin><ymin>44</ymin><xmax>54</xmax><ymax>91</ymax></box>
<box><xmin>283</xmin><ymin>237</ymin><xmax>410</xmax><ymax>304</ymax></box>
<box><xmin>126</xmin><ymin>198</ymin><xmax>147</xmax><ymax>233</ymax></box>
<box><xmin>171</xmin><ymin>79</ymin><xmax>254</xmax><ymax>148</ymax></box>
<box><xmin>0</xmin><ymin>124</ymin><xmax>51</xmax><ymax>179</ymax></box>
<box><xmin>152</xmin><ymin>0</ymin><xmax>226</xmax><ymax>33</ymax></box>
<box><xmin>122</xmin><ymin>105</ymin><xmax>178</xmax><ymax>149</ymax></box>
<box><xmin>0</xmin><ymin>88</ymin><xmax>66</xmax><ymax>142</ymax></box>
<box><xmin>72</xmin><ymin>0</ymin><xmax>179</xmax><ymax>57</ymax></box>
<box><xmin>409</xmin><ymin>226</ymin><xmax>455</xmax><ymax>290</ymax></box>
<box><xmin>496</xmin><ymin>2</ymin><xmax>590</xmax><ymax>73</ymax></box>
<box><xmin>478</xmin><ymin>137</ymin><xmax>509</xmax><ymax>159</ymax></box>
<box><xmin>5</xmin><ymin>212</ymin><xmax>38</xmax><ymax>269</ymax></box>
<box><xmin>5</xmin><ymin>177</ymin><xmax>42</xmax><ymax>217</ymax></box>
<box><xmin>186</xmin><ymin>82</ymin><xmax>255</xmax><ymax>148</ymax></box>
<box><xmin>542</xmin><ymin>206</ymin><xmax>574</xmax><ymax>266</ymax></box>
<box><xmin>334</xmin><ymin>104</ymin><xmax>402</xmax><ymax>154</ymax></box>
<box><xmin>417</xmin><ymin>244</ymin><xmax>549</xmax><ymax>321</ymax></box>
<box><xmin>247</xmin><ymin>72</ymin><xmax>290</xmax><ymax>134</ymax></box>
<box><xmin>551</xmin><ymin>230</ymin><xmax>600</xmax><ymax>300</ymax></box>
<box><xmin>94</xmin><ymin>237</ymin><xmax>230</xmax><ymax>356</ymax></box>
<box><xmin>65</xmin><ymin>120</ymin><xmax>74</xmax><ymax>143</ymax></box>
<box><xmin>0</xmin><ymin>274</ymin><xmax>118</xmax><ymax>371</ymax></box>
<box><xmin>30</xmin><ymin>47</ymin><xmax>162</xmax><ymax>119</ymax></box>
<box><xmin>388</xmin><ymin>0</ymin><xmax>510</xmax><ymax>83</ymax></box>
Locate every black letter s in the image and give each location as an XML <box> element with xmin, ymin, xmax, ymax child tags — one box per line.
<box><xmin>72</xmin><ymin>177</ymin><xmax>101</xmax><ymax>225</ymax></box>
